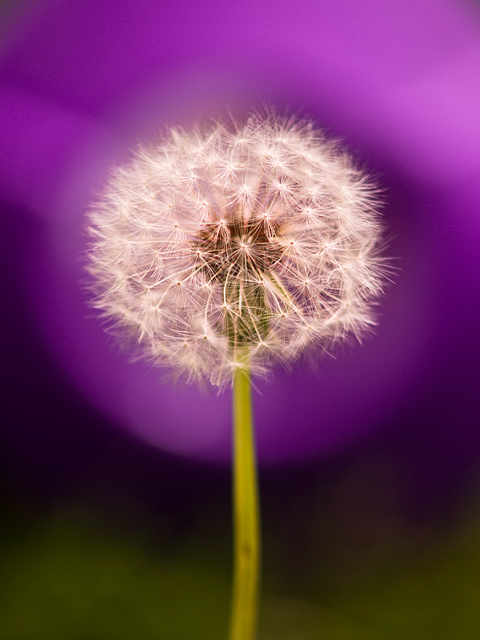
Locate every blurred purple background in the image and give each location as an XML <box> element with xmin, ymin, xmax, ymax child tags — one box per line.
<box><xmin>1</xmin><ymin>0</ymin><xmax>479</xmax><ymax>493</ymax></box>
<box><xmin>2</xmin><ymin>4</ymin><xmax>480</xmax><ymax>637</ymax></box>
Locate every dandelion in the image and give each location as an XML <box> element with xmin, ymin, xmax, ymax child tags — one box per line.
<box><xmin>87</xmin><ymin>114</ymin><xmax>385</xmax><ymax>388</ymax></box>
<box><xmin>86</xmin><ymin>113</ymin><xmax>386</xmax><ymax>640</ymax></box>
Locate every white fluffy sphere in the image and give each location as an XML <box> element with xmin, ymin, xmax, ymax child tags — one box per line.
<box><xmin>87</xmin><ymin>115</ymin><xmax>386</xmax><ymax>386</ymax></box>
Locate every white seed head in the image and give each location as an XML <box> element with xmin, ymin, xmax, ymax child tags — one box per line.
<box><xmin>86</xmin><ymin>114</ymin><xmax>387</xmax><ymax>387</ymax></box>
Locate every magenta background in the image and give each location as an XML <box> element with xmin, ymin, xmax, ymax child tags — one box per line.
<box><xmin>1</xmin><ymin>0</ymin><xmax>479</xmax><ymax>467</ymax></box>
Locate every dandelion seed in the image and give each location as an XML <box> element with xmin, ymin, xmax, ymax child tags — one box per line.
<box><xmin>86</xmin><ymin>113</ymin><xmax>386</xmax><ymax>387</ymax></box>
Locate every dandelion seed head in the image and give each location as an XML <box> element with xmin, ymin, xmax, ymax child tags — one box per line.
<box><xmin>86</xmin><ymin>113</ymin><xmax>387</xmax><ymax>387</ymax></box>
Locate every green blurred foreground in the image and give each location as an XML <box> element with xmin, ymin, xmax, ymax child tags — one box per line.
<box><xmin>2</xmin><ymin>492</ymin><xmax>480</xmax><ymax>640</ymax></box>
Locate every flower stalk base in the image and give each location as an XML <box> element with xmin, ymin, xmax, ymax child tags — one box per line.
<box><xmin>229</xmin><ymin>366</ymin><xmax>260</xmax><ymax>640</ymax></box>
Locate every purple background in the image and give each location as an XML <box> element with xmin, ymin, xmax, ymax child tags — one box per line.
<box><xmin>1</xmin><ymin>0</ymin><xmax>480</xmax><ymax>472</ymax></box>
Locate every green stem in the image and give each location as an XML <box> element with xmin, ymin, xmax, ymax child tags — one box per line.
<box><xmin>229</xmin><ymin>366</ymin><xmax>261</xmax><ymax>640</ymax></box>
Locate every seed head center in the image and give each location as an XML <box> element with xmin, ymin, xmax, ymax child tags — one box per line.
<box><xmin>193</xmin><ymin>215</ymin><xmax>283</xmax><ymax>282</ymax></box>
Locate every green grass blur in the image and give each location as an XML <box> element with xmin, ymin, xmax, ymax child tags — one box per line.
<box><xmin>2</xmin><ymin>463</ymin><xmax>480</xmax><ymax>640</ymax></box>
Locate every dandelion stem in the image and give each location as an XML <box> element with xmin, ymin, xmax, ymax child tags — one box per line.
<box><xmin>229</xmin><ymin>365</ymin><xmax>260</xmax><ymax>640</ymax></box>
